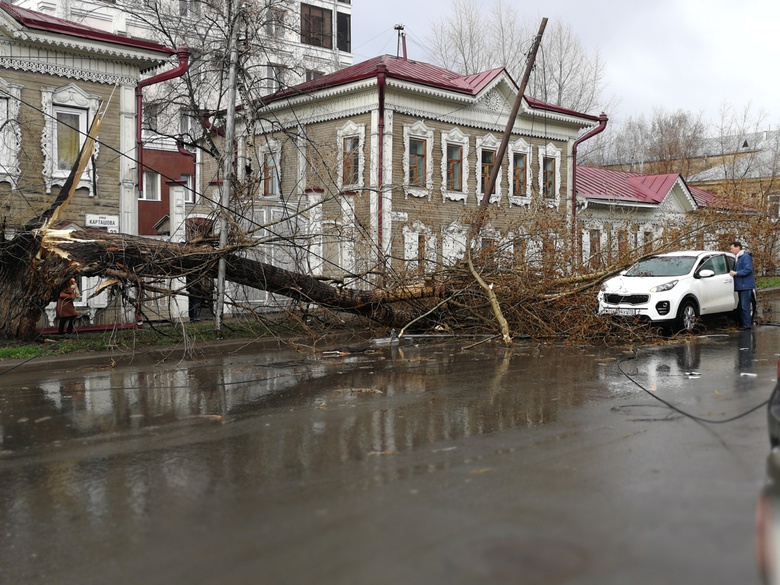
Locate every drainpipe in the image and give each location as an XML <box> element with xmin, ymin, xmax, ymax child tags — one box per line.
<box><xmin>199</xmin><ymin>110</ymin><xmax>226</xmax><ymax>138</ymax></box>
<box><xmin>177</xmin><ymin>140</ymin><xmax>195</xmax><ymax>159</ymax></box>
<box><xmin>376</xmin><ymin>63</ymin><xmax>387</xmax><ymax>270</ymax></box>
<box><xmin>136</xmin><ymin>46</ymin><xmax>190</xmax><ymax>196</ymax></box>
<box><xmin>570</xmin><ymin>112</ymin><xmax>608</xmax><ymax>253</ymax></box>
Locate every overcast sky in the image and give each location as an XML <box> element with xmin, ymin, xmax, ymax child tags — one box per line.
<box><xmin>351</xmin><ymin>0</ymin><xmax>780</xmax><ymax>126</ymax></box>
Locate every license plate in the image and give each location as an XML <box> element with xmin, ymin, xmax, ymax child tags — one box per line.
<box><xmin>604</xmin><ymin>308</ymin><xmax>638</xmax><ymax>317</ymax></box>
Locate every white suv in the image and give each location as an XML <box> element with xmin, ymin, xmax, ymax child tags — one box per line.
<box><xmin>597</xmin><ymin>250</ymin><xmax>755</xmax><ymax>332</ymax></box>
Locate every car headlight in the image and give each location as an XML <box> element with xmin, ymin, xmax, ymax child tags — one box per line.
<box><xmin>650</xmin><ymin>280</ymin><xmax>678</xmax><ymax>293</ymax></box>
<box><xmin>600</xmin><ymin>283</ymin><xmax>608</xmax><ymax>292</ymax></box>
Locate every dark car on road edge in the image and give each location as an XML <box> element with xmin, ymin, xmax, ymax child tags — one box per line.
<box><xmin>757</xmin><ymin>359</ymin><xmax>780</xmax><ymax>583</ymax></box>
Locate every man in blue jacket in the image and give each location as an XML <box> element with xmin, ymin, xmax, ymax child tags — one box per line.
<box><xmin>729</xmin><ymin>241</ymin><xmax>756</xmax><ymax>329</ymax></box>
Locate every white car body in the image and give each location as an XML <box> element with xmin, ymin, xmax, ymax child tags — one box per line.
<box><xmin>597</xmin><ymin>250</ymin><xmax>746</xmax><ymax>331</ymax></box>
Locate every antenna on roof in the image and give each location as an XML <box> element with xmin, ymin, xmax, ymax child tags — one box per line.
<box><xmin>394</xmin><ymin>24</ymin><xmax>407</xmax><ymax>60</ymax></box>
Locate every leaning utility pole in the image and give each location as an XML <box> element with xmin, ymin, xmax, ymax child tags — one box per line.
<box><xmin>469</xmin><ymin>17</ymin><xmax>547</xmax><ymax>240</ymax></box>
<box><xmin>464</xmin><ymin>17</ymin><xmax>547</xmax><ymax>348</ymax></box>
<box><xmin>215</xmin><ymin>0</ymin><xmax>240</xmax><ymax>337</ymax></box>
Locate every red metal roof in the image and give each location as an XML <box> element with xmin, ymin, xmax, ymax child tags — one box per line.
<box><xmin>576</xmin><ymin>166</ymin><xmax>751</xmax><ymax>212</ymax></box>
<box><xmin>266</xmin><ymin>55</ymin><xmax>600</xmax><ymax>121</ymax></box>
<box><xmin>575</xmin><ymin>166</ymin><xmax>737</xmax><ymax>209</ymax></box>
<box><xmin>576</xmin><ymin>166</ymin><xmax>682</xmax><ymax>204</ymax></box>
<box><xmin>0</xmin><ymin>1</ymin><xmax>175</xmax><ymax>54</ymax></box>
<box><xmin>271</xmin><ymin>56</ymin><xmax>501</xmax><ymax>98</ymax></box>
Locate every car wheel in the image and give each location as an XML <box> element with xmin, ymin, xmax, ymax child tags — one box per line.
<box><xmin>675</xmin><ymin>299</ymin><xmax>698</xmax><ymax>332</ymax></box>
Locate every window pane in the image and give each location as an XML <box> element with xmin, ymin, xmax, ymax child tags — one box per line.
<box><xmin>768</xmin><ymin>194</ymin><xmax>780</xmax><ymax>218</ymax></box>
<box><xmin>301</xmin><ymin>4</ymin><xmax>332</xmax><ymax>49</ymax></box>
<box><xmin>617</xmin><ymin>230</ymin><xmax>629</xmax><ymax>262</ymax></box>
<box><xmin>643</xmin><ymin>231</ymin><xmax>654</xmax><ymax>255</ymax></box>
<box><xmin>182</xmin><ymin>174</ymin><xmax>195</xmax><ymax>203</ymax></box>
<box><xmin>343</xmin><ymin>136</ymin><xmax>359</xmax><ymax>185</ymax></box>
<box><xmin>337</xmin><ymin>12</ymin><xmax>351</xmax><ymax>52</ymax></box>
<box><xmin>481</xmin><ymin>149</ymin><xmax>495</xmax><ymax>194</ymax></box>
<box><xmin>513</xmin><ymin>153</ymin><xmax>526</xmax><ymax>196</ymax></box>
<box><xmin>264</xmin><ymin>152</ymin><xmax>279</xmax><ymax>196</ymax></box>
<box><xmin>409</xmin><ymin>138</ymin><xmax>426</xmax><ymax>187</ymax></box>
<box><xmin>417</xmin><ymin>233</ymin><xmax>426</xmax><ymax>275</ymax></box>
<box><xmin>447</xmin><ymin>144</ymin><xmax>462</xmax><ymax>191</ymax></box>
<box><xmin>543</xmin><ymin>157</ymin><xmax>555</xmax><ymax>198</ymax></box>
<box><xmin>57</xmin><ymin>111</ymin><xmax>81</xmax><ymax>171</ymax></box>
<box><xmin>266</xmin><ymin>9</ymin><xmax>284</xmax><ymax>37</ymax></box>
<box><xmin>142</xmin><ymin>171</ymin><xmax>160</xmax><ymax>201</ymax></box>
<box><xmin>267</xmin><ymin>64</ymin><xmax>283</xmax><ymax>93</ymax></box>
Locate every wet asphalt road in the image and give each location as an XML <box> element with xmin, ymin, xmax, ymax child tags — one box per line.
<box><xmin>0</xmin><ymin>325</ymin><xmax>777</xmax><ymax>585</ymax></box>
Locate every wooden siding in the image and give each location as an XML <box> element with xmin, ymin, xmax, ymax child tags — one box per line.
<box><xmin>3</xmin><ymin>70</ymin><xmax>123</xmax><ymax>230</ymax></box>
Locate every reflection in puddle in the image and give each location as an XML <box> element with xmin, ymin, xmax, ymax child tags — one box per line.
<box><xmin>0</xmin><ymin>341</ymin><xmax>613</xmax><ymax>459</ymax></box>
<box><xmin>1</xmin><ymin>329</ymin><xmax>780</xmax><ymax>585</ymax></box>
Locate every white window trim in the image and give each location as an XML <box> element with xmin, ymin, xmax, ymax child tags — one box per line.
<box><xmin>402</xmin><ymin>220</ymin><xmax>436</xmax><ymax>275</ymax></box>
<box><xmin>537</xmin><ymin>142</ymin><xmax>562</xmax><ymax>208</ymax></box>
<box><xmin>182</xmin><ymin>174</ymin><xmax>195</xmax><ymax>204</ymax></box>
<box><xmin>337</xmin><ymin>121</ymin><xmax>365</xmax><ymax>190</ymax></box>
<box><xmin>507</xmin><ymin>137</ymin><xmax>532</xmax><ymax>207</ymax></box>
<box><xmin>441</xmin><ymin>128</ymin><xmax>469</xmax><ymax>203</ymax></box>
<box><xmin>260</xmin><ymin>138</ymin><xmax>282</xmax><ymax>198</ymax></box>
<box><xmin>0</xmin><ymin>78</ymin><xmax>22</xmax><ymax>188</ymax></box>
<box><xmin>477</xmin><ymin>226</ymin><xmax>513</xmax><ymax>268</ymax></box>
<box><xmin>403</xmin><ymin>121</ymin><xmax>434</xmax><ymax>199</ymax></box>
<box><xmin>140</xmin><ymin>171</ymin><xmax>161</xmax><ymax>201</ymax></box>
<box><xmin>476</xmin><ymin>133</ymin><xmax>501</xmax><ymax>205</ymax></box>
<box><xmin>266</xmin><ymin>63</ymin><xmax>283</xmax><ymax>94</ymax></box>
<box><xmin>441</xmin><ymin>221</ymin><xmax>467</xmax><ymax>266</ymax></box>
<box><xmin>265</xmin><ymin>8</ymin><xmax>286</xmax><ymax>39</ymax></box>
<box><xmin>41</xmin><ymin>83</ymin><xmax>100</xmax><ymax>195</ymax></box>
<box><xmin>53</xmin><ymin>105</ymin><xmax>88</xmax><ymax>171</ymax></box>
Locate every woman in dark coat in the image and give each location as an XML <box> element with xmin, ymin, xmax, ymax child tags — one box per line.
<box><xmin>56</xmin><ymin>278</ymin><xmax>79</xmax><ymax>334</ymax></box>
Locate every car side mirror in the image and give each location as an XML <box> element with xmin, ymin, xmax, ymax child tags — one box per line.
<box><xmin>698</xmin><ymin>269</ymin><xmax>715</xmax><ymax>278</ymax></box>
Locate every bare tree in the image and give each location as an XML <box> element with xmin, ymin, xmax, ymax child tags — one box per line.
<box><xmin>580</xmin><ymin>107</ymin><xmax>707</xmax><ymax>176</ymax></box>
<box><xmin>706</xmin><ymin>102</ymin><xmax>780</xmax><ymax>197</ymax></box>
<box><xmin>526</xmin><ymin>19</ymin><xmax>607</xmax><ymax>114</ymax></box>
<box><xmin>578</xmin><ymin>114</ymin><xmax>651</xmax><ymax>170</ymax></box>
<box><xmin>427</xmin><ymin>0</ymin><xmax>491</xmax><ymax>74</ymax></box>
<box><xmin>427</xmin><ymin>1</ymin><xmax>609</xmax><ymax>114</ymax></box>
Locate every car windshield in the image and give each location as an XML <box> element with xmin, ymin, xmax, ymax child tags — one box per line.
<box><xmin>624</xmin><ymin>256</ymin><xmax>698</xmax><ymax>277</ymax></box>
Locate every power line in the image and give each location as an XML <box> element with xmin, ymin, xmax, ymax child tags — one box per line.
<box><xmin>617</xmin><ymin>349</ymin><xmax>768</xmax><ymax>424</ymax></box>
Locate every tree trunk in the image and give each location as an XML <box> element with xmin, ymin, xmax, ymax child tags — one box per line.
<box><xmin>0</xmin><ymin>103</ymin><xmax>442</xmax><ymax>341</ymax></box>
<box><xmin>0</xmin><ymin>233</ymin><xmax>63</xmax><ymax>339</ymax></box>
<box><xmin>0</xmin><ymin>228</ymin><xmax>437</xmax><ymax>340</ymax></box>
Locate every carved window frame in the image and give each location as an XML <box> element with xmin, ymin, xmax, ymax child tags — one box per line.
<box><xmin>261</xmin><ymin>138</ymin><xmax>281</xmax><ymax>198</ymax></box>
<box><xmin>41</xmin><ymin>83</ymin><xmax>101</xmax><ymax>195</ymax></box>
<box><xmin>0</xmin><ymin>78</ymin><xmax>21</xmax><ymax>188</ymax></box>
<box><xmin>440</xmin><ymin>128</ymin><xmax>469</xmax><ymax>203</ymax></box>
<box><xmin>537</xmin><ymin>142</ymin><xmax>561</xmax><ymax>208</ymax></box>
<box><xmin>441</xmin><ymin>220</ymin><xmax>467</xmax><ymax>265</ymax></box>
<box><xmin>476</xmin><ymin>133</ymin><xmax>501</xmax><ymax>204</ymax></box>
<box><xmin>507</xmin><ymin>137</ymin><xmax>532</xmax><ymax>207</ymax></box>
<box><xmin>337</xmin><ymin>121</ymin><xmax>365</xmax><ymax>191</ymax></box>
<box><xmin>403</xmin><ymin>220</ymin><xmax>436</xmax><ymax>275</ymax></box>
<box><xmin>403</xmin><ymin>120</ymin><xmax>434</xmax><ymax>199</ymax></box>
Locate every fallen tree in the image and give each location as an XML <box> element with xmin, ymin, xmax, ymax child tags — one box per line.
<box><xmin>1</xmin><ymin>226</ymin><xmax>457</xmax><ymax>340</ymax></box>
<box><xmin>0</xmin><ymin>107</ymin><xmax>445</xmax><ymax>341</ymax></box>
